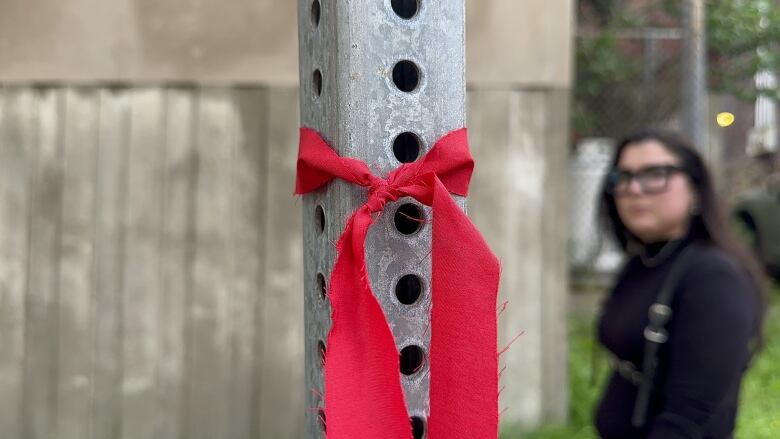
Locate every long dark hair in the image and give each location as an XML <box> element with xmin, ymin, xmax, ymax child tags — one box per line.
<box><xmin>599</xmin><ymin>129</ymin><xmax>768</xmax><ymax>348</ymax></box>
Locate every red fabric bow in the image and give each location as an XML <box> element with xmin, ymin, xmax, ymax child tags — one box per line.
<box><xmin>295</xmin><ymin>127</ymin><xmax>500</xmax><ymax>439</ymax></box>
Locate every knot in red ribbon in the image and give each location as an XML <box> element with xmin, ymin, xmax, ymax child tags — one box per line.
<box><xmin>295</xmin><ymin>127</ymin><xmax>500</xmax><ymax>439</ymax></box>
<box><xmin>366</xmin><ymin>175</ymin><xmax>400</xmax><ymax>212</ymax></box>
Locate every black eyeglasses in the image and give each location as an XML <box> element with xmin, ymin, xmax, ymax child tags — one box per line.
<box><xmin>606</xmin><ymin>165</ymin><xmax>684</xmax><ymax>196</ymax></box>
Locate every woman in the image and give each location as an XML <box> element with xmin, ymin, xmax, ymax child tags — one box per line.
<box><xmin>594</xmin><ymin>129</ymin><xmax>767</xmax><ymax>438</ymax></box>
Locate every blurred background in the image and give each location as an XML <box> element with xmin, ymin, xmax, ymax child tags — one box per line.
<box><xmin>0</xmin><ymin>0</ymin><xmax>777</xmax><ymax>438</ymax></box>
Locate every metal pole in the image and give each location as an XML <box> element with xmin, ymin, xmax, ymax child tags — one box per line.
<box><xmin>682</xmin><ymin>0</ymin><xmax>708</xmax><ymax>152</ymax></box>
<box><xmin>753</xmin><ymin>0</ymin><xmax>778</xmax><ymax>153</ymax></box>
<box><xmin>297</xmin><ymin>0</ymin><xmax>466</xmax><ymax>437</ymax></box>
<box><xmin>642</xmin><ymin>35</ymin><xmax>658</xmax><ymax>125</ymax></box>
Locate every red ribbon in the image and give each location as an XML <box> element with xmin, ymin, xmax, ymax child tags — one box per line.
<box><xmin>295</xmin><ymin>127</ymin><xmax>500</xmax><ymax>439</ymax></box>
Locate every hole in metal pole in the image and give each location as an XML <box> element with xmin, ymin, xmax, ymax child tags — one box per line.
<box><xmin>400</xmin><ymin>345</ymin><xmax>425</xmax><ymax>375</ymax></box>
<box><xmin>394</xmin><ymin>203</ymin><xmax>424</xmax><ymax>235</ymax></box>
<box><xmin>317</xmin><ymin>273</ymin><xmax>327</xmax><ymax>300</ymax></box>
<box><xmin>392</xmin><ymin>60</ymin><xmax>420</xmax><ymax>93</ymax></box>
<box><xmin>315</xmin><ymin>204</ymin><xmax>325</xmax><ymax>234</ymax></box>
<box><xmin>395</xmin><ymin>274</ymin><xmax>422</xmax><ymax>305</ymax></box>
<box><xmin>311</xmin><ymin>0</ymin><xmax>321</xmax><ymax>27</ymax></box>
<box><xmin>393</xmin><ymin>132</ymin><xmax>421</xmax><ymax>163</ymax></box>
<box><xmin>313</xmin><ymin>69</ymin><xmax>323</xmax><ymax>97</ymax></box>
<box><xmin>318</xmin><ymin>340</ymin><xmax>327</xmax><ymax>367</ymax></box>
<box><xmin>410</xmin><ymin>416</ymin><xmax>426</xmax><ymax>439</ymax></box>
<box><xmin>391</xmin><ymin>0</ymin><xmax>420</xmax><ymax>19</ymax></box>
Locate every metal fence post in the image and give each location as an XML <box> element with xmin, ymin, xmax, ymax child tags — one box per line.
<box><xmin>297</xmin><ymin>0</ymin><xmax>466</xmax><ymax>436</ymax></box>
<box><xmin>682</xmin><ymin>0</ymin><xmax>708</xmax><ymax>152</ymax></box>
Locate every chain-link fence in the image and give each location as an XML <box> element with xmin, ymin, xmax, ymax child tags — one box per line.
<box><xmin>569</xmin><ymin>138</ymin><xmax>624</xmax><ymax>286</ymax></box>
<box><xmin>569</xmin><ymin>0</ymin><xmax>780</xmax><ymax>284</ymax></box>
<box><xmin>573</xmin><ymin>0</ymin><xmax>702</xmax><ymax>141</ymax></box>
<box><xmin>570</xmin><ymin>1</ymin><xmax>693</xmax><ymax>284</ymax></box>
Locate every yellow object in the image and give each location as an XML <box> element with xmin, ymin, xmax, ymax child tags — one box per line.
<box><xmin>716</xmin><ymin>112</ymin><xmax>735</xmax><ymax>127</ymax></box>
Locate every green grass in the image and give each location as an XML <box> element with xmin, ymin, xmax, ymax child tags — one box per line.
<box><xmin>735</xmin><ymin>290</ymin><xmax>780</xmax><ymax>438</ymax></box>
<box><xmin>503</xmin><ymin>285</ymin><xmax>780</xmax><ymax>439</ymax></box>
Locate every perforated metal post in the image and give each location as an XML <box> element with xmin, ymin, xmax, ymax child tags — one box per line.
<box><xmin>297</xmin><ymin>0</ymin><xmax>466</xmax><ymax>437</ymax></box>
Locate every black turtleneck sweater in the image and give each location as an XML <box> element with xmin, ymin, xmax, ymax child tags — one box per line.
<box><xmin>595</xmin><ymin>239</ymin><xmax>758</xmax><ymax>439</ymax></box>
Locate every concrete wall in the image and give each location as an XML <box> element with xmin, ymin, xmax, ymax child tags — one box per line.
<box><xmin>0</xmin><ymin>0</ymin><xmax>299</xmax><ymax>85</ymax></box>
<box><xmin>466</xmin><ymin>0</ymin><xmax>574</xmax><ymax>87</ymax></box>
<box><xmin>0</xmin><ymin>0</ymin><xmax>574</xmax><ymax>434</ymax></box>
<box><xmin>469</xmin><ymin>89</ymin><xmax>571</xmax><ymax>428</ymax></box>
<box><xmin>465</xmin><ymin>0</ymin><xmax>574</xmax><ymax>430</ymax></box>
<box><xmin>0</xmin><ymin>85</ymin><xmax>305</xmax><ymax>439</ymax></box>
<box><xmin>0</xmin><ymin>0</ymin><xmax>572</xmax><ymax>88</ymax></box>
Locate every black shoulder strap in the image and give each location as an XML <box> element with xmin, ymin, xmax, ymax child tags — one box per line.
<box><xmin>631</xmin><ymin>244</ymin><xmax>696</xmax><ymax>428</ymax></box>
